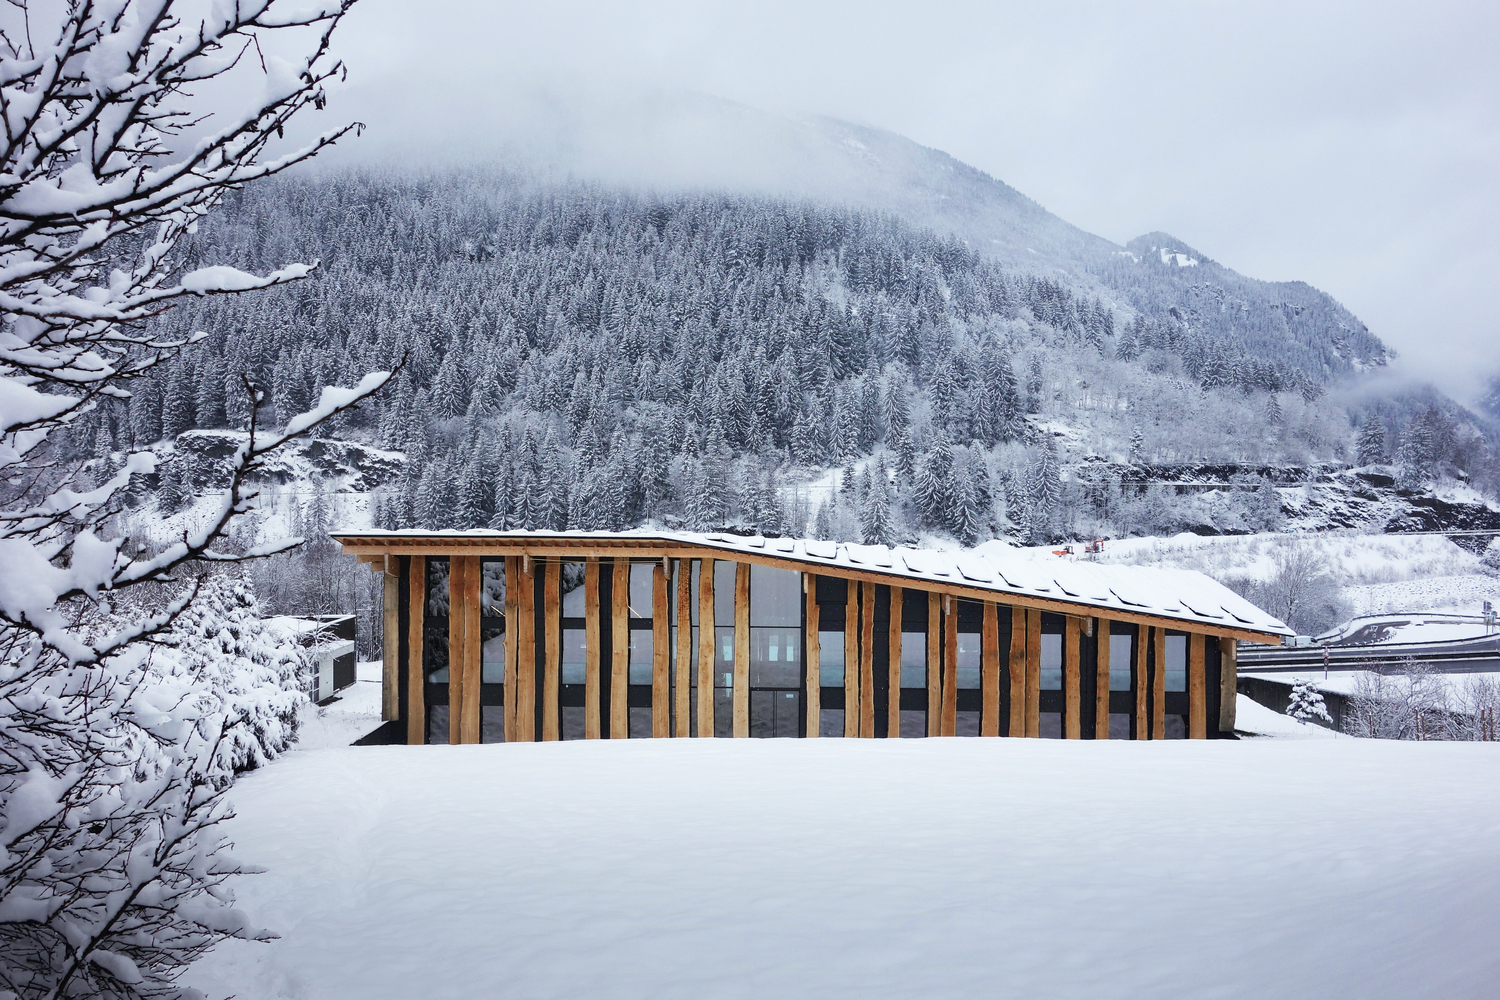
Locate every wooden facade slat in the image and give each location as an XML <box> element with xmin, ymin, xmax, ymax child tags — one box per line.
<box><xmin>844</xmin><ymin>582</ymin><xmax>860</xmax><ymax>737</ymax></box>
<box><xmin>981</xmin><ymin>602</ymin><xmax>1000</xmax><ymax>737</ymax></box>
<box><xmin>382</xmin><ymin>564</ymin><xmax>398</xmax><ymax>722</ymax></box>
<box><xmin>1153</xmin><ymin>627</ymin><xmax>1166</xmax><ymax>740</ymax></box>
<box><xmin>450</xmin><ymin>555</ymin><xmax>481</xmax><ymax>745</ymax></box>
<box><xmin>584</xmin><ymin>559</ymin><xmax>601</xmax><ymax>739</ymax></box>
<box><xmin>697</xmin><ymin>558</ymin><xmax>715</xmax><ymax>738</ymax></box>
<box><xmin>941</xmin><ymin>597</ymin><xmax>958</xmax><ymax>737</ymax></box>
<box><xmin>1009</xmin><ymin>604</ymin><xmax>1026</xmax><ymax>738</ymax></box>
<box><xmin>503</xmin><ymin>556</ymin><xmax>518</xmax><ymax>742</ymax></box>
<box><xmin>860</xmin><ymin>580</ymin><xmax>875</xmax><ymax>738</ymax></box>
<box><xmin>1189</xmin><ymin>631</ymin><xmax>1206</xmax><ymax>739</ymax></box>
<box><xmin>674</xmin><ymin>561</ymin><xmax>691</xmax><ymax>738</ymax></box>
<box><xmin>926</xmin><ymin>592</ymin><xmax>941</xmax><ymax>737</ymax></box>
<box><xmin>611</xmin><ymin>559</ymin><xmax>629</xmax><ymax>739</ymax></box>
<box><xmin>653</xmin><ymin>564</ymin><xmax>670</xmax><ymax>738</ymax></box>
<box><xmin>516</xmin><ymin>557</ymin><xmax>535</xmax><ymax>742</ymax></box>
<box><xmin>1220</xmin><ymin>639</ymin><xmax>1238</xmax><ymax>733</ymax></box>
<box><xmin>407</xmin><ymin>556</ymin><xmax>426</xmax><ymax>746</ymax></box>
<box><xmin>334</xmin><ymin>539</ymin><xmax>1284</xmax><ymax>645</ymax></box>
<box><xmin>734</xmin><ymin>562</ymin><xmax>750</xmax><ymax>739</ymax></box>
<box><xmin>888</xmin><ymin>585</ymin><xmax>903</xmax><ymax>738</ymax></box>
<box><xmin>1064</xmin><ymin>615</ymin><xmax>1081</xmax><ymax>740</ymax></box>
<box><xmin>805</xmin><ymin>576</ymin><xmax>820</xmax><ymax>737</ymax></box>
<box><xmin>542</xmin><ymin>561</ymin><xmax>560</xmax><ymax>741</ymax></box>
<box><xmin>1095</xmin><ymin>616</ymin><xmax>1111</xmax><ymax>740</ymax></box>
<box><xmin>1134</xmin><ymin>622</ymin><xmax>1148</xmax><ymax>740</ymax></box>
<box><xmin>1025</xmin><ymin>608</ymin><xmax>1041</xmax><ymax>738</ymax></box>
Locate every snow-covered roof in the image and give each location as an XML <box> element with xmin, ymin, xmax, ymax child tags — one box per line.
<box><xmin>331</xmin><ymin>529</ymin><xmax>1292</xmax><ymax>641</ymax></box>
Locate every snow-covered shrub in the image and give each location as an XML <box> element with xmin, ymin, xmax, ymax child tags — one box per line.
<box><xmin>1344</xmin><ymin>661</ymin><xmax>1447</xmax><ymax>740</ymax></box>
<box><xmin>1287</xmin><ymin>678</ymin><xmax>1333</xmax><ymax>725</ymax></box>
<box><xmin>164</xmin><ymin>575</ymin><xmax>309</xmax><ymax>776</ymax></box>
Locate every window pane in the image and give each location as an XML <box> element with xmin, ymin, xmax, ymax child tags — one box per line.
<box><xmin>629</xmin><ymin>631</ymin><xmax>653</xmax><ymax>685</ymax></box>
<box><xmin>482</xmin><ymin>625</ymin><xmax>505</xmax><ymax>684</ymax></box>
<box><xmin>560</xmin><ymin>562</ymin><xmax>586</xmax><ymax>617</ymax></box>
<box><xmin>1041</xmin><ymin>632</ymin><xmax>1063</xmax><ymax>690</ymax></box>
<box><xmin>750</xmin><ymin>627</ymin><xmax>800</xmax><ymax>687</ymax></box>
<box><xmin>957</xmin><ymin>632</ymin><xmax>981</xmax><ymax>689</ymax></box>
<box><xmin>481</xmin><ymin>559</ymin><xmax>505</xmax><ymax>614</ymax></box>
<box><xmin>750</xmin><ymin>565</ymin><xmax>801</xmax><ymax>626</ymax></box>
<box><xmin>628</xmin><ymin>563</ymin><xmax>653</xmax><ymax>618</ymax></box>
<box><xmin>819</xmin><ymin>631</ymin><xmax>845</xmax><ymax>686</ymax></box>
<box><xmin>561</xmin><ymin>628</ymin><xmax>586</xmax><ymax>684</ymax></box>
<box><xmin>714</xmin><ymin>561</ymin><xmax>736</xmax><ymax>623</ymax></box>
<box><xmin>1165</xmin><ymin>634</ymin><xmax>1187</xmax><ymax>692</ymax></box>
<box><xmin>1109</xmin><ymin>634</ymin><xmax>1133</xmax><ymax>691</ymax></box>
<box><xmin>900</xmin><ymin>632</ymin><xmax>926</xmax><ymax>688</ymax></box>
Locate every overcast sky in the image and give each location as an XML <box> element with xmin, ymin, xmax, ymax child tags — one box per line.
<box><xmin>326</xmin><ymin>0</ymin><xmax>1499</xmax><ymax>401</ymax></box>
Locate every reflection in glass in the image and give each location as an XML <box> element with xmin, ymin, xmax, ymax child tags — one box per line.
<box><xmin>819</xmin><ymin>631</ymin><xmax>845</xmax><ymax>686</ymax></box>
<box><xmin>480</xmin><ymin>559</ymin><xmax>505</xmax><ymax>615</ymax></box>
<box><xmin>424</xmin><ymin>631</ymin><xmax>449</xmax><ymax>684</ymax></box>
<box><xmin>1110</xmin><ymin>634</ymin><xmax>1133</xmax><ymax>691</ymax></box>
<box><xmin>628</xmin><ymin>563</ymin><xmax>653</xmax><ymax>618</ymax></box>
<box><xmin>561</xmin><ymin>628</ymin><xmax>586</xmax><ymax>684</ymax></box>
<box><xmin>1165</xmin><ymin>634</ymin><xmax>1187</xmax><ymax>692</ymax></box>
<box><xmin>900</xmin><ymin>632</ymin><xmax>926</xmax><ymax>687</ymax></box>
<box><xmin>1041</xmin><ymin>632</ymin><xmax>1063</xmax><ymax>690</ymax></box>
<box><xmin>750</xmin><ymin>627</ymin><xmax>800</xmax><ymax>687</ymax></box>
<box><xmin>629</xmin><ymin>631</ymin><xmax>653</xmax><ymax>685</ymax></box>
<box><xmin>956</xmin><ymin>632</ymin><xmax>981</xmax><ymax>689</ymax></box>
<box><xmin>427</xmin><ymin>705</ymin><xmax>449</xmax><ymax>745</ymax></box>
<box><xmin>481</xmin><ymin>625</ymin><xmax>505</xmax><ymax>684</ymax></box>
<box><xmin>560</xmin><ymin>562</ymin><xmax>587</xmax><ymax>617</ymax></box>
<box><xmin>425</xmin><ymin>557</ymin><xmax>450</xmax><ymax>617</ymax></box>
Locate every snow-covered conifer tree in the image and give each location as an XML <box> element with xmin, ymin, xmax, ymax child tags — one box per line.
<box><xmin>1288</xmin><ymin>677</ymin><xmax>1333</xmax><ymax>725</ymax></box>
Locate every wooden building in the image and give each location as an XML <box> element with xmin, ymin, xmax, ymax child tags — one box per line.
<box><xmin>332</xmin><ymin>530</ymin><xmax>1292</xmax><ymax>745</ymax></box>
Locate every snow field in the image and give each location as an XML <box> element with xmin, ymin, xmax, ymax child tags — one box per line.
<box><xmin>188</xmin><ymin>738</ymin><xmax>1500</xmax><ymax>999</ymax></box>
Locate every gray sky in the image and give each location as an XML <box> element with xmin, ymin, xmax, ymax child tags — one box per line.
<box><xmin>326</xmin><ymin>0</ymin><xmax>1499</xmax><ymax>401</ymax></box>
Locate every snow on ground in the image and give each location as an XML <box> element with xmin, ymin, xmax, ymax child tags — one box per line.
<box><xmin>1344</xmin><ymin>574</ymin><xmax>1500</xmax><ymax>617</ymax></box>
<box><xmin>1245</xmin><ymin>667</ymin><xmax>1500</xmax><ymax>699</ymax></box>
<box><xmin>293</xmin><ymin>660</ymin><xmax>385</xmax><ymax>750</ymax></box>
<box><xmin>187</xmin><ymin>738</ymin><xmax>1500</xmax><ymax>1000</ymax></box>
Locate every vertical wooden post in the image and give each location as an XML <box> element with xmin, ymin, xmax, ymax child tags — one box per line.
<box><xmin>584</xmin><ymin>559</ymin><xmax>601</xmax><ymax>739</ymax></box>
<box><xmin>1220</xmin><ymin>637</ymin><xmax>1238</xmax><ymax>734</ymax></box>
<box><xmin>927</xmin><ymin>592</ymin><xmax>942</xmax><ymax>737</ymax></box>
<box><xmin>697</xmin><ymin>558</ymin><xmax>715</xmax><ymax>737</ymax></box>
<box><xmin>941</xmin><ymin>597</ymin><xmax>958</xmax><ymax>737</ymax></box>
<box><xmin>1064</xmin><ymin>616</ymin><xmax>1081</xmax><ymax>739</ymax></box>
<box><xmin>382</xmin><ymin>559</ymin><xmax>399</xmax><ymax>722</ymax></box>
<box><xmin>1189</xmin><ymin>631</ymin><xmax>1206</xmax><ymax>739</ymax></box>
<box><xmin>653</xmin><ymin>564</ymin><xmax>670</xmax><ymax>738</ymax></box>
<box><xmin>844</xmin><ymin>581</ymin><xmax>860</xmax><ymax>737</ymax></box>
<box><xmin>449</xmin><ymin>555</ymin><xmax>481</xmax><ymax>745</ymax></box>
<box><xmin>1095</xmin><ymin>617</ymin><xmax>1112</xmax><ymax>740</ymax></box>
<box><xmin>860</xmin><ymin>581</ymin><xmax>875</xmax><ymax>738</ymax></box>
<box><xmin>515</xmin><ymin>556</ymin><xmax>536</xmax><ymax>742</ymax></box>
<box><xmin>1025</xmin><ymin>608</ymin><xmax>1041</xmax><ymax>738</ymax></box>
<box><xmin>611</xmin><ymin>559</ymin><xmax>629</xmax><ymax>739</ymax></box>
<box><xmin>1008</xmin><ymin>605</ymin><xmax>1026</xmax><ymax>738</ymax></box>
<box><xmin>1152</xmin><ymin>627</ymin><xmax>1166</xmax><ymax>740</ymax></box>
<box><xmin>406</xmin><ymin>556</ymin><xmax>426</xmax><ymax>746</ymax></box>
<box><xmin>503</xmin><ymin>556</ymin><xmax>518</xmax><ymax>743</ymax></box>
<box><xmin>675</xmin><ymin>561</ymin><xmax>691</xmax><ymax>737</ymax></box>
<box><xmin>542</xmin><ymin>561</ymin><xmax>560</xmax><ymax>741</ymax></box>
<box><xmin>981</xmin><ymin>602</ymin><xmax>1000</xmax><ymax>737</ymax></box>
<box><xmin>888</xmin><ymin>585</ymin><xmax>903</xmax><ymax>737</ymax></box>
<box><xmin>1134</xmin><ymin>624</ymin><xmax>1148</xmax><ymax>740</ymax></box>
<box><xmin>805</xmin><ymin>576</ymin><xmax>821</xmax><ymax>737</ymax></box>
<box><xmin>734</xmin><ymin>562</ymin><xmax>750</xmax><ymax>738</ymax></box>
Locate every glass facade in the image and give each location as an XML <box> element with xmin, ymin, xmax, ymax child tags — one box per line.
<box><xmin>749</xmin><ymin>565</ymin><xmax>801</xmax><ymax>737</ymax></box>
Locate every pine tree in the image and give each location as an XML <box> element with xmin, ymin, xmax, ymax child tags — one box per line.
<box><xmin>1288</xmin><ymin>677</ymin><xmax>1333</xmax><ymax>724</ymax></box>
<box><xmin>1356</xmin><ymin>414</ymin><xmax>1386</xmax><ymax>466</ymax></box>
<box><xmin>161</xmin><ymin>356</ymin><xmax>198</xmax><ymax>439</ymax></box>
<box><xmin>915</xmin><ymin>438</ymin><xmax>954</xmax><ymax>531</ymax></box>
<box><xmin>859</xmin><ymin>466</ymin><xmax>893</xmax><ymax>546</ymax></box>
<box><xmin>1025</xmin><ymin>355</ymin><xmax>1044</xmax><ymax>414</ymax></box>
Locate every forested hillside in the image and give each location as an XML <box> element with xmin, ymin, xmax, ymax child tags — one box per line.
<box><xmin>72</xmin><ymin>169</ymin><xmax>1496</xmax><ymax>547</ymax></box>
